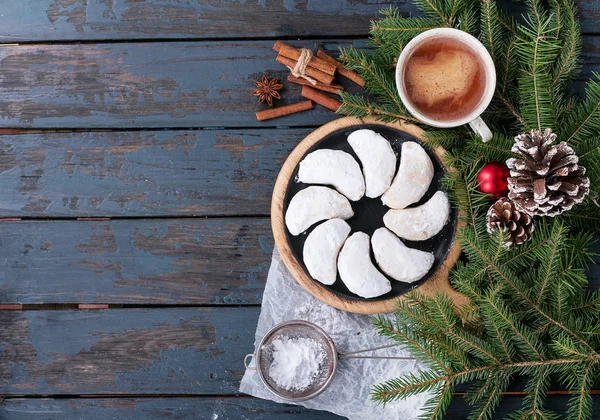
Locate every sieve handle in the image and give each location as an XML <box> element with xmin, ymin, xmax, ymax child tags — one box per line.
<box><xmin>338</xmin><ymin>343</ymin><xmax>400</xmax><ymax>358</ymax></box>
<box><xmin>338</xmin><ymin>343</ymin><xmax>416</xmax><ymax>360</ymax></box>
<box><xmin>244</xmin><ymin>353</ymin><xmax>256</xmax><ymax>370</ymax></box>
<box><xmin>339</xmin><ymin>354</ymin><xmax>417</xmax><ymax>360</ymax></box>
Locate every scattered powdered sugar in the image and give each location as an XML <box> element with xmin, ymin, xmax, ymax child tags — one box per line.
<box><xmin>267</xmin><ymin>335</ymin><xmax>327</xmax><ymax>391</ymax></box>
<box><xmin>240</xmin><ymin>248</ymin><xmax>432</xmax><ymax>419</ymax></box>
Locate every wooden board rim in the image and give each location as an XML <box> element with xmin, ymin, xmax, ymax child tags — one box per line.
<box><xmin>271</xmin><ymin>116</ymin><xmax>466</xmax><ymax>314</ymax></box>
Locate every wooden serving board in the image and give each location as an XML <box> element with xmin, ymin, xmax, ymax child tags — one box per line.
<box><xmin>271</xmin><ymin>116</ymin><xmax>467</xmax><ymax>314</ymax></box>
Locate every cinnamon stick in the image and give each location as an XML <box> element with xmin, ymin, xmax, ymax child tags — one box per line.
<box><xmin>275</xmin><ymin>54</ymin><xmax>335</xmax><ymax>85</ymax></box>
<box><xmin>317</xmin><ymin>50</ymin><xmax>365</xmax><ymax>87</ymax></box>
<box><xmin>255</xmin><ymin>100</ymin><xmax>314</xmax><ymax>121</ymax></box>
<box><xmin>273</xmin><ymin>41</ymin><xmax>337</xmax><ymax>76</ymax></box>
<box><xmin>301</xmin><ymin>86</ymin><xmax>342</xmax><ymax>112</ymax></box>
<box><xmin>287</xmin><ymin>75</ymin><xmax>344</xmax><ymax>94</ymax></box>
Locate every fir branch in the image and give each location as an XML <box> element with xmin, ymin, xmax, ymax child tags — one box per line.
<box><xmin>447</xmin><ymin>0</ymin><xmax>461</xmax><ymax>23</ymax></box>
<box><xmin>498</xmin><ymin>93</ymin><xmax>528</xmax><ymax>128</ymax></box>
<box><xmin>563</xmin><ymin>73</ymin><xmax>600</xmax><ymax>146</ymax></box>
<box><xmin>452</xmin><ymin>264</ymin><xmax>491</xmax><ymax>303</ymax></box>
<box><xmin>379</xmin><ymin>5</ymin><xmax>400</xmax><ymax>20</ymax></box>
<box><xmin>458</xmin><ymin>6</ymin><xmax>478</xmax><ymax>33</ymax></box>
<box><xmin>369</xmin><ymin>37</ymin><xmax>404</xmax><ymax>65</ymax></box>
<box><xmin>371</xmin><ymin>16</ymin><xmax>440</xmax><ymax>42</ymax></box>
<box><xmin>444</xmin><ymin>167</ymin><xmax>489</xmax><ymax>241</ymax></box>
<box><xmin>527</xmin><ymin>0</ymin><xmax>545</xmax><ymax>26</ymax></box>
<box><xmin>471</xmin><ymin>384</ymin><xmax>504</xmax><ymax>420</ymax></box>
<box><xmin>479</xmin><ymin>0</ymin><xmax>503</xmax><ymax>62</ymax></box>
<box><xmin>373</xmin><ymin>370</ymin><xmax>449</xmax><ymax>404</ymax></box>
<box><xmin>553</xmin><ymin>337</ymin><xmax>593</xmax><ymax>360</ymax></box>
<box><xmin>460</xmin><ymin>230</ymin><xmax>599</xmax><ymax>357</ymax></box>
<box><xmin>466</xmin><ymin>372</ymin><xmax>511</xmax><ymax>420</ymax></box>
<box><xmin>496</xmin><ymin>8</ymin><xmax>518</xmax><ymax>35</ymax></box>
<box><xmin>515</xmin><ymin>14</ymin><xmax>561</xmax><ymax>130</ymax></box>
<box><xmin>551</xmin><ymin>0</ymin><xmax>582</xmax><ymax>89</ymax></box>
<box><xmin>374</xmin><ymin>315</ymin><xmax>452</xmax><ymax>374</ymax></box>
<box><xmin>339</xmin><ymin>47</ymin><xmax>403</xmax><ymax>109</ymax></box>
<box><xmin>423</xmin><ymin>129</ymin><xmax>468</xmax><ymax>149</ymax></box>
<box><xmin>414</xmin><ymin>0</ymin><xmax>453</xmax><ymax>25</ymax></box>
<box><xmin>488</xmin><ymin>315</ymin><xmax>514</xmax><ymax>363</ymax></box>
<box><xmin>373</xmin><ymin>357</ymin><xmax>593</xmax><ymax>404</ymax></box>
<box><xmin>434</xmin><ymin>336</ymin><xmax>472</xmax><ymax>371</ymax></box>
<box><xmin>550</xmin><ymin>0</ymin><xmax>563</xmax><ymax>39</ymax></box>
<box><xmin>563</xmin><ymin>202</ymin><xmax>600</xmax><ymax>230</ymax></box>
<box><xmin>533</xmin><ymin>222</ymin><xmax>566</xmax><ymax>305</ymax></box>
<box><xmin>576</xmin><ymin>136</ymin><xmax>600</xmax><ymax>189</ymax></box>
<box><xmin>522</xmin><ymin>367</ymin><xmax>552</xmax><ymax>419</ymax></box>
<box><xmin>420</xmin><ymin>381</ymin><xmax>454</xmax><ymax>420</ymax></box>
<box><xmin>503</xmin><ymin>236</ymin><xmax>554</xmax><ymax>271</ymax></box>
<box><xmin>337</xmin><ymin>92</ymin><xmax>419</xmax><ymax>124</ymax></box>
<box><xmin>464</xmin><ymin>133</ymin><xmax>517</xmax><ymax>164</ymax></box>
<box><xmin>482</xmin><ymin>290</ymin><xmax>544</xmax><ymax>360</ymax></box>
<box><xmin>556</xmin><ymin>94</ymin><xmax>579</xmax><ymax>125</ymax></box>
<box><xmin>394</xmin><ymin>296</ymin><xmax>472</xmax><ymax>371</ymax></box>
<box><xmin>431</xmin><ymin>295</ymin><xmax>501</xmax><ymax>364</ymax></box>
<box><xmin>566</xmin><ymin>363</ymin><xmax>594</xmax><ymax>420</ymax></box>
<box><xmin>500</xmin><ymin>38</ymin><xmax>518</xmax><ymax>95</ymax></box>
<box><xmin>571</xmin><ymin>290</ymin><xmax>600</xmax><ymax>313</ymax></box>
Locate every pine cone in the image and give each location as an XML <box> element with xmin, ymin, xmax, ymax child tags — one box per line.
<box><xmin>487</xmin><ymin>198</ymin><xmax>534</xmax><ymax>246</ymax></box>
<box><xmin>506</xmin><ymin>128</ymin><xmax>590</xmax><ymax>217</ymax></box>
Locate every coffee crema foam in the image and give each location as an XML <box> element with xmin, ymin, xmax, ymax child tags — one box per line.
<box><xmin>403</xmin><ymin>37</ymin><xmax>486</xmax><ymax>122</ymax></box>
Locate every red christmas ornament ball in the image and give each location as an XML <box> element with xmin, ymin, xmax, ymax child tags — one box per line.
<box><xmin>477</xmin><ymin>162</ymin><xmax>510</xmax><ymax>199</ymax></box>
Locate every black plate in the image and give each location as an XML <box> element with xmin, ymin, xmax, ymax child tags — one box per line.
<box><xmin>283</xmin><ymin>124</ymin><xmax>458</xmax><ymax>302</ymax></box>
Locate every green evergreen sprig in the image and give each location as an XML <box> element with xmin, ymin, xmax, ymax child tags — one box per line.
<box><xmin>374</xmin><ymin>219</ymin><xmax>599</xmax><ymax>420</ymax></box>
<box><xmin>338</xmin><ymin>0</ymin><xmax>600</xmax><ymax>418</ymax></box>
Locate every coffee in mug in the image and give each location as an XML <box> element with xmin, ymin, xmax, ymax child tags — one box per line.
<box><xmin>395</xmin><ymin>28</ymin><xmax>496</xmax><ymax>142</ymax></box>
<box><xmin>403</xmin><ymin>37</ymin><xmax>486</xmax><ymax>123</ymax></box>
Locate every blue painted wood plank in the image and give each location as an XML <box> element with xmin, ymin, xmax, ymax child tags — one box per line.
<box><xmin>0</xmin><ymin>219</ymin><xmax>272</xmax><ymax>304</ymax></box>
<box><xmin>0</xmin><ymin>218</ymin><xmax>598</xmax><ymax>306</ymax></box>
<box><xmin>0</xmin><ymin>0</ymin><xmax>399</xmax><ymax>42</ymax></box>
<box><xmin>0</xmin><ymin>129</ymin><xmax>304</xmax><ymax>217</ymax></box>
<box><xmin>0</xmin><ymin>397</ymin><xmax>343</xmax><ymax>419</ymax></box>
<box><xmin>0</xmin><ymin>36</ymin><xmax>596</xmax><ymax>129</ymax></box>
<box><xmin>0</xmin><ymin>39</ymin><xmax>367</xmax><ymax>128</ymax></box>
<box><xmin>446</xmin><ymin>394</ymin><xmax>600</xmax><ymax>419</ymax></box>
<box><xmin>1</xmin><ymin>394</ymin><xmax>599</xmax><ymax>419</ymax></box>
<box><xmin>0</xmin><ymin>307</ymin><xmax>260</xmax><ymax>394</ymax></box>
<box><xmin>0</xmin><ymin>0</ymin><xmax>596</xmax><ymax>43</ymax></box>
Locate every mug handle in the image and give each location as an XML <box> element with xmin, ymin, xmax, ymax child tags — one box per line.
<box><xmin>468</xmin><ymin>116</ymin><xmax>493</xmax><ymax>142</ymax></box>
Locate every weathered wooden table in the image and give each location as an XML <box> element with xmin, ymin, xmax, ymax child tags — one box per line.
<box><xmin>0</xmin><ymin>1</ymin><xmax>598</xmax><ymax>419</ymax></box>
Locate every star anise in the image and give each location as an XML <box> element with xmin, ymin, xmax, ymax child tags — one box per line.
<box><xmin>253</xmin><ymin>75</ymin><xmax>283</xmax><ymax>106</ymax></box>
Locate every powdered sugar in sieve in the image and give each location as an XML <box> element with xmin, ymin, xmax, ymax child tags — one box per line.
<box><xmin>244</xmin><ymin>320</ymin><xmax>415</xmax><ymax>402</ymax></box>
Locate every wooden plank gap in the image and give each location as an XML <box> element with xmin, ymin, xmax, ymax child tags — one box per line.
<box><xmin>76</xmin><ymin>217</ymin><xmax>111</xmax><ymax>221</ymax></box>
<box><xmin>0</xmin><ymin>304</ymin><xmax>23</xmax><ymax>310</ymax></box>
<box><xmin>0</xmin><ymin>129</ymin><xmax>26</xmax><ymax>135</ymax></box>
<box><xmin>0</xmin><ymin>218</ymin><xmax>21</xmax><ymax>221</ymax></box>
<box><xmin>454</xmin><ymin>390</ymin><xmax>600</xmax><ymax>396</ymax></box>
<box><xmin>78</xmin><ymin>304</ymin><xmax>109</xmax><ymax>309</ymax></box>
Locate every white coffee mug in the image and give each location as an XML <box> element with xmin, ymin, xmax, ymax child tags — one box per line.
<box><xmin>395</xmin><ymin>28</ymin><xmax>496</xmax><ymax>142</ymax></box>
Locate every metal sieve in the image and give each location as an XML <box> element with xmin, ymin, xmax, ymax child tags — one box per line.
<box><xmin>244</xmin><ymin>320</ymin><xmax>415</xmax><ymax>402</ymax></box>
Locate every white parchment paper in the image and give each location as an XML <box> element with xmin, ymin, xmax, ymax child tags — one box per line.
<box><xmin>239</xmin><ymin>248</ymin><xmax>430</xmax><ymax>420</ymax></box>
